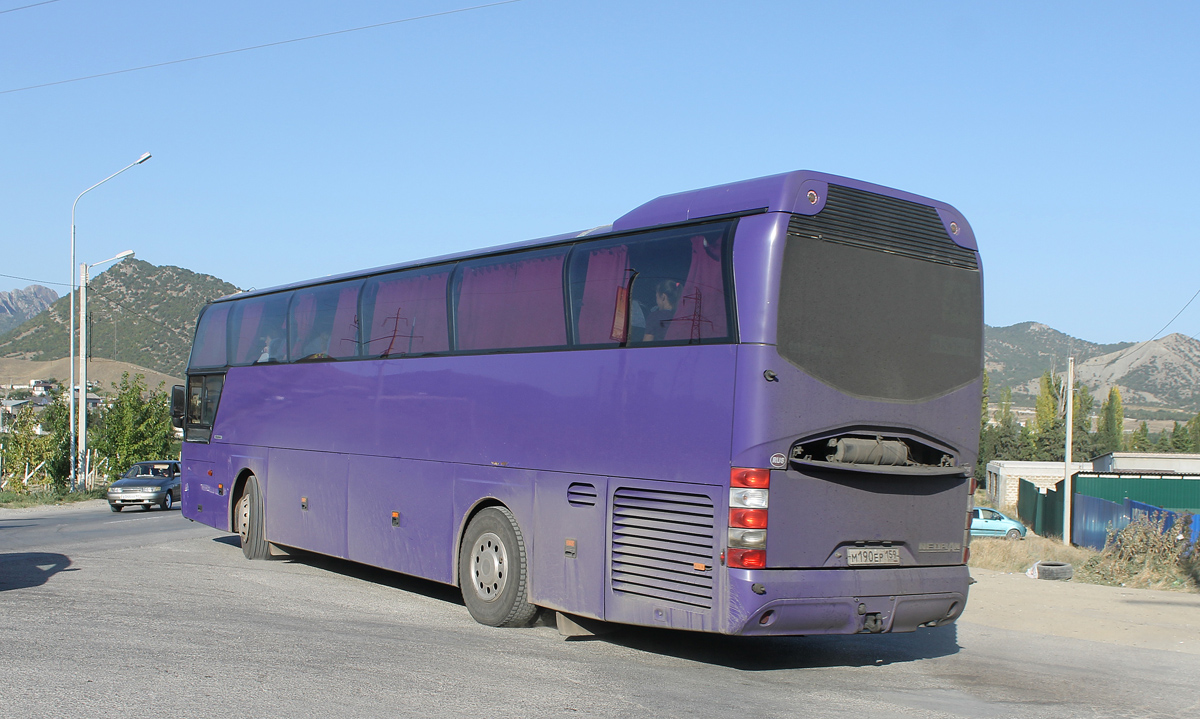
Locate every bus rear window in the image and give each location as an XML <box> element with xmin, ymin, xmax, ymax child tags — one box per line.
<box><xmin>453</xmin><ymin>248</ymin><xmax>568</xmax><ymax>351</ymax></box>
<box><xmin>568</xmin><ymin>221</ymin><xmax>734</xmax><ymax>346</ymax></box>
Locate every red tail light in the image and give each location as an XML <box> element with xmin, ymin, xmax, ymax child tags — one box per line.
<box><xmin>729</xmin><ymin>508</ymin><xmax>768</xmax><ymax>529</ymax></box>
<box><xmin>727</xmin><ymin>548</ymin><xmax>766</xmax><ymax>569</ymax></box>
<box><xmin>969</xmin><ymin>477</ymin><xmax>977</xmax><ymax>495</ymax></box>
<box><xmin>731</xmin><ymin>468</ymin><xmax>770</xmax><ymax>488</ymax></box>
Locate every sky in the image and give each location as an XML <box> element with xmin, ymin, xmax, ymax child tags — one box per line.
<box><xmin>1</xmin><ymin>0</ymin><xmax>1198</xmax><ymax>345</ymax></box>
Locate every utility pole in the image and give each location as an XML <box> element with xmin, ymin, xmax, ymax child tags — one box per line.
<box><xmin>1063</xmin><ymin>356</ymin><xmax>1074</xmax><ymax>546</ymax></box>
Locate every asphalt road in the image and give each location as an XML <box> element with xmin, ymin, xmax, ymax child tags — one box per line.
<box><xmin>2</xmin><ymin>501</ymin><xmax>1198</xmax><ymax>719</ymax></box>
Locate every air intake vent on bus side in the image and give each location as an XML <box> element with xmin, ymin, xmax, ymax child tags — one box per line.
<box><xmin>610</xmin><ymin>487</ymin><xmax>716</xmax><ymax>609</ymax></box>
<box><xmin>788</xmin><ymin>184</ymin><xmax>978</xmax><ymax>270</ymax></box>
<box><xmin>567</xmin><ymin>482</ymin><xmax>598</xmax><ymax>507</ymax></box>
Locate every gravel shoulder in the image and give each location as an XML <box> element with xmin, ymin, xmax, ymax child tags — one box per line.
<box><xmin>964</xmin><ymin>567</ymin><xmax>1200</xmax><ymax>654</ymax></box>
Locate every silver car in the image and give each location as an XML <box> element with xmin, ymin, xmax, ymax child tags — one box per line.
<box><xmin>107</xmin><ymin>461</ymin><xmax>181</xmax><ymax>512</ymax></box>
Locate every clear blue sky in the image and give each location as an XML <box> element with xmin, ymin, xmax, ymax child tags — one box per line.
<box><xmin>2</xmin><ymin>1</ymin><xmax>1197</xmax><ymax>345</ymax></box>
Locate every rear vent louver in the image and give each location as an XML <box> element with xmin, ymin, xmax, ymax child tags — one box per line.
<box><xmin>610</xmin><ymin>487</ymin><xmax>716</xmax><ymax>609</ymax></box>
<box><xmin>789</xmin><ymin>184</ymin><xmax>978</xmax><ymax>270</ymax></box>
<box><xmin>567</xmin><ymin>482</ymin><xmax>598</xmax><ymax>507</ymax></box>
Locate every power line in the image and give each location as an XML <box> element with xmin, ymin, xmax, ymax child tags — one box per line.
<box><xmin>1</xmin><ymin>0</ymin><xmax>524</xmax><ymax>95</ymax></box>
<box><xmin>0</xmin><ymin>0</ymin><xmax>61</xmax><ymax>15</ymax></box>
<box><xmin>1120</xmin><ymin>284</ymin><xmax>1200</xmax><ymax>361</ymax></box>
<box><xmin>0</xmin><ymin>272</ymin><xmax>69</xmax><ymax>289</ymax></box>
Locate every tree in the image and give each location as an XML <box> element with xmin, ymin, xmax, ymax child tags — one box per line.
<box><xmin>1096</xmin><ymin>387</ymin><xmax>1124</xmax><ymax>455</ymax></box>
<box><xmin>1072</xmin><ymin>383</ymin><xmax>1097</xmax><ymax>459</ymax></box>
<box><xmin>1188</xmin><ymin>412</ymin><xmax>1200</xmax><ymax>452</ymax></box>
<box><xmin>1128</xmin><ymin>421</ymin><xmax>1151</xmax><ymax>451</ymax></box>
<box><xmin>90</xmin><ymin>373</ymin><xmax>173</xmax><ymax>481</ymax></box>
<box><xmin>1170</xmin><ymin>421</ymin><xmax>1194</xmax><ymax>453</ymax></box>
<box><xmin>1031</xmin><ymin>371</ymin><xmax>1065</xmax><ymax>461</ymax></box>
<box><xmin>0</xmin><ymin>405</ymin><xmax>54</xmax><ymax>490</ymax></box>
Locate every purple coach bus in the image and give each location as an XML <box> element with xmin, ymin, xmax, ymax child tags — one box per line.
<box><xmin>176</xmin><ymin>170</ymin><xmax>982</xmax><ymax>636</ymax></box>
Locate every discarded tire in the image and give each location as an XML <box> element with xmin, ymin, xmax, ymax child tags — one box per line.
<box><xmin>1034</xmin><ymin>561</ymin><xmax>1073</xmax><ymax>581</ymax></box>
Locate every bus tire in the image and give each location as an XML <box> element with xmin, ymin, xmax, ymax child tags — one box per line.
<box><xmin>459</xmin><ymin>506</ymin><xmax>538</xmax><ymax>628</ymax></box>
<box><xmin>237</xmin><ymin>476</ymin><xmax>270</xmax><ymax>560</ymax></box>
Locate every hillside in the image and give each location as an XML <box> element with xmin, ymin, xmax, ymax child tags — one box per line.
<box><xmin>985</xmin><ymin>322</ymin><xmax>1134</xmax><ymax>393</ymax></box>
<box><xmin>0</xmin><ymin>285</ymin><xmax>57</xmax><ymax>336</ymax></box>
<box><xmin>1073</xmin><ymin>333</ymin><xmax>1200</xmax><ymax>412</ymax></box>
<box><xmin>0</xmin><ymin>260</ymin><xmax>239</xmax><ymax>378</ymax></box>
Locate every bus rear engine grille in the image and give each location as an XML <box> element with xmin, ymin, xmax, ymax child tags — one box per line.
<box><xmin>610</xmin><ymin>487</ymin><xmax>716</xmax><ymax>610</ymax></box>
<box><xmin>789</xmin><ymin>184</ymin><xmax>978</xmax><ymax>270</ymax></box>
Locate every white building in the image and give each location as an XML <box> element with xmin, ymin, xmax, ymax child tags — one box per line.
<box><xmin>985</xmin><ymin>460</ymin><xmax>1092</xmax><ymax>509</ymax></box>
<box><xmin>1091</xmin><ymin>452</ymin><xmax>1200</xmax><ymax>474</ymax></box>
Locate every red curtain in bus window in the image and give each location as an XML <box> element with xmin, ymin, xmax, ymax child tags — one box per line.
<box><xmin>189</xmin><ymin>303</ymin><xmax>230</xmax><ymax>368</ymax></box>
<box><xmin>456</xmin><ymin>250</ymin><xmax>567</xmax><ymax>351</ymax></box>
<box><xmin>664</xmin><ymin>234</ymin><xmax>728</xmax><ymax>342</ymax></box>
<box><xmin>576</xmin><ymin>245</ymin><xmax>629</xmax><ymax>345</ymax></box>
<box><xmin>365</xmin><ymin>270</ymin><xmax>449</xmax><ymax>356</ymax></box>
<box><xmin>289</xmin><ymin>292</ymin><xmax>318</xmax><ymax>358</ymax></box>
<box><xmin>232</xmin><ymin>302</ymin><xmax>265</xmax><ymax>364</ymax></box>
<box><xmin>327</xmin><ymin>284</ymin><xmax>361</xmax><ymax>358</ymax></box>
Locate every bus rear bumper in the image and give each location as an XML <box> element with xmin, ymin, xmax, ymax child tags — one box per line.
<box><xmin>727</xmin><ymin>565</ymin><xmax>969</xmax><ymax>636</ymax></box>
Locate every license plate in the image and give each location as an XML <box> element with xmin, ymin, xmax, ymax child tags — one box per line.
<box><xmin>847</xmin><ymin>547</ymin><xmax>900</xmax><ymax>566</ymax></box>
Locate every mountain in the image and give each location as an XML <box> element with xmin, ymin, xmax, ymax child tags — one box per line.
<box><xmin>985</xmin><ymin>322</ymin><xmax>1134</xmax><ymax>394</ymax></box>
<box><xmin>1073</xmin><ymin>334</ymin><xmax>1200</xmax><ymax>411</ymax></box>
<box><xmin>0</xmin><ymin>260</ymin><xmax>239</xmax><ymax>378</ymax></box>
<box><xmin>0</xmin><ymin>285</ymin><xmax>58</xmax><ymax>336</ymax></box>
<box><xmin>986</xmin><ymin>322</ymin><xmax>1200</xmax><ymax>413</ymax></box>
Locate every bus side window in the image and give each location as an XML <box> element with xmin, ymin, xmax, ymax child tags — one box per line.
<box><xmin>289</xmin><ymin>280</ymin><xmax>363</xmax><ymax>361</ymax></box>
<box><xmin>361</xmin><ymin>267</ymin><xmax>450</xmax><ymax>357</ymax></box>
<box><xmin>227</xmin><ymin>293</ymin><xmax>292</xmax><ymax>366</ymax></box>
<box><xmin>188</xmin><ymin>303</ymin><xmax>230</xmax><ymax>370</ymax></box>
<box><xmin>454</xmin><ymin>248</ymin><xmax>568</xmax><ymax>352</ymax></box>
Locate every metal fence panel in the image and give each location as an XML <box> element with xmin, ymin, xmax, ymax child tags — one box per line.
<box><xmin>1074</xmin><ymin>474</ymin><xmax>1200</xmax><ymax>512</ymax></box>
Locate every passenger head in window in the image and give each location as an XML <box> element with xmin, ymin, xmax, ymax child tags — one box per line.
<box><xmin>257</xmin><ymin>334</ymin><xmax>285</xmax><ymax>363</ymax></box>
<box><xmin>642</xmin><ymin>279</ymin><xmax>683</xmax><ymax>342</ymax></box>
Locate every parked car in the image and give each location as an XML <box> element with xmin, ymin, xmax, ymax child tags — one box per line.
<box><xmin>106</xmin><ymin>461</ymin><xmax>181</xmax><ymax>512</ymax></box>
<box><xmin>970</xmin><ymin>507</ymin><xmax>1027</xmax><ymax>539</ymax></box>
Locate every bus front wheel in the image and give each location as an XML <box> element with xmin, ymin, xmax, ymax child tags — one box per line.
<box><xmin>237</xmin><ymin>475</ymin><xmax>270</xmax><ymax>560</ymax></box>
<box><xmin>458</xmin><ymin>506</ymin><xmax>538</xmax><ymax>627</ymax></box>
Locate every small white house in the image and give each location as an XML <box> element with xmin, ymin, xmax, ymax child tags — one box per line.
<box><xmin>985</xmin><ymin>460</ymin><xmax>1092</xmax><ymax>509</ymax></box>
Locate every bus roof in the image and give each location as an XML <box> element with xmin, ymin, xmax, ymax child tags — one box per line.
<box><xmin>216</xmin><ymin>170</ymin><xmax>974</xmax><ymax>302</ymax></box>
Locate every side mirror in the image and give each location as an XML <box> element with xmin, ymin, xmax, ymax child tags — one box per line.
<box><xmin>171</xmin><ymin>384</ymin><xmax>185</xmax><ymax>429</ymax></box>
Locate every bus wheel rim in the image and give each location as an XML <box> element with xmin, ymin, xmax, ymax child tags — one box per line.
<box><xmin>470</xmin><ymin>532</ymin><xmax>508</xmax><ymax>602</ymax></box>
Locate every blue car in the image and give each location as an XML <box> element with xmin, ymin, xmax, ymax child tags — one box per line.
<box><xmin>970</xmin><ymin>507</ymin><xmax>1027</xmax><ymax>539</ymax></box>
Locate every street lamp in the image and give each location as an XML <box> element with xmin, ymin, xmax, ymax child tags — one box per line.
<box><xmin>70</xmin><ymin>152</ymin><xmax>151</xmax><ymax>491</ymax></box>
<box><xmin>78</xmin><ymin>250</ymin><xmax>134</xmax><ymax>490</ymax></box>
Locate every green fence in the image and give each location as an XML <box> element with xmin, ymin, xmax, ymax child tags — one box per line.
<box><xmin>1017</xmin><ymin>478</ymin><xmax>1064</xmax><ymax>538</ymax></box>
<box><xmin>1074</xmin><ymin>474</ymin><xmax>1200</xmax><ymax>512</ymax></box>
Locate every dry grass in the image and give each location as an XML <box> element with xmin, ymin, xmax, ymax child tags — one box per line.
<box><xmin>1074</xmin><ymin>513</ymin><xmax>1199</xmax><ymax>592</ymax></box>
<box><xmin>969</xmin><ymin>532</ymin><xmax>1097</xmax><ymax>575</ymax></box>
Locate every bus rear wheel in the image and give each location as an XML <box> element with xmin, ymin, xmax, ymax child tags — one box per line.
<box><xmin>237</xmin><ymin>476</ymin><xmax>269</xmax><ymax>560</ymax></box>
<box><xmin>459</xmin><ymin>506</ymin><xmax>538</xmax><ymax>627</ymax></box>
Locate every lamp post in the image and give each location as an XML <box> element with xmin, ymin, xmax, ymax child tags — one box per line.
<box><xmin>70</xmin><ymin>152</ymin><xmax>151</xmax><ymax>491</ymax></box>
<box><xmin>78</xmin><ymin>250</ymin><xmax>135</xmax><ymax>489</ymax></box>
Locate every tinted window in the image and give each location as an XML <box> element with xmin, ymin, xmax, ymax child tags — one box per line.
<box><xmin>227</xmin><ymin>293</ymin><xmax>292</xmax><ymax>366</ymax></box>
<box><xmin>453</xmin><ymin>248</ymin><xmax>567</xmax><ymax>351</ymax></box>
<box><xmin>361</xmin><ymin>267</ymin><xmax>450</xmax><ymax>356</ymax></box>
<box><xmin>777</xmin><ymin>228</ymin><xmax>982</xmax><ymax>402</ymax></box>
<box><xmin>189</xmin><ymin>303</ymin><xmax>231</xmax><ymax>370</ymax></box>
<box><xmin>568</xmin><ymin>222</ymin><xmax>733</xmax><ymax>347</ymax></box>
<box><xmin>185</xmin><ymin>374</ymin><xmax>225</xmax><ymax>442</ymax></box>
<box><xmin>289</xmin><ymin>281</ymin><xmax>363</xmax><ymax>361</ymax></box>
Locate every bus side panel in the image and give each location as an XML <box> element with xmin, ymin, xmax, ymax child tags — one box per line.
<box><xmin>211</xmin><ymin>347</ymin><xmax>737</xmax><ymax>485</ymax></box>
<box><xmin>530</xmin><ymin>472</ymin><xmax>609</xmax><ymax>619</ymax></box>
<box><xmin>453</xmin><ymin>466</ymin><xmax>535</xmax><ymax>583</ymax></box>
<box><xmin>346</xmin><ymin>456</ymin><xmax>455</xmax><ymax>584</ymax></box>
<box><xmin>180</xmin><ymin>442</ymin><xmax>228</xmax><ymax>530</ymax></box>
<box><xmin>264</xmin><ymin>448</ymin><xmax>349</xmax><ymax>559</ymax></box>
<box><xmin>603</xmin><ymin>478</ymin><xmax>725</xmax><ymax>632</ymax></box>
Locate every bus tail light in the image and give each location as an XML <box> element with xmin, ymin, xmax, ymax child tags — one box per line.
<box><xmin>727</xmin><ymin>548</ymin><xmax>766</xmax><ymax>569</ymax></box>
<box><xmin>731</xmin><ymin>468</ymin><xmax>770</xmax><ymax>488</ymax></box>
<box><xmin>729</xmin><ymin>508</ymin><xmax>768</xmax><ymax>528</ymax></box>
<box><xmin>728</xmin><ymin>467</ymin><xmax>769</xmax><ymax>569</ymax></box>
